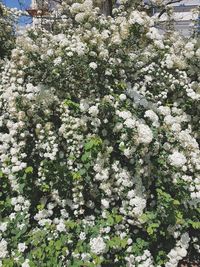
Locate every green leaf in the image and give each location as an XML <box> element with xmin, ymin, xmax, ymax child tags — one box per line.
<box><xmin>25</xmin><ymin>166</ymin><xmax>33</xmax><ymax>174</ymax></box>
<box><xmin>84</xmin><ymin>141</ymin><xmax>94</xmax><ymax>151</ymax></box>
<box><xmin>81</xmin><ymin>151</ymin><xmax>91</xmax><ymax>162</ymax></box>
<box><xmin>175</xmin><ymin>211</ymin><xmax>183</xmax><ymax>224</ymax></box>
<box><xmin>115</xmin><ymin>214</ymin><xmax>123</xmax><ymax>224</ymax></box>
<box><xmin>55</xmin><ymin>240</ymin><xmax>62</xmax><ymax>250</ymax></box>
<box><xmin>85</xmin><ymin>163</ymin><xmax>91</xmax><ymax>170</ymax></box>
<box><xmin>64</xmin><ymin>99</ymin><xmax>79</xmax><ymax>110</ymax></box>
<box><xmin>147</xmin><ymin>223</ymin><xmax>160</xmax><ymax>235</ymax></box>
<box><xmin>19</xmin><ymin>183</ymin><xmax>25</xmax><ymax>193</ymax></box>
<box><xmin>192</xmin><ymin>222</ymin><xmax>200</xmax><ymax>229</ymax></box>
<box><xmin>66</xmin><ymin>220</ymin><xmax>76</xmax><ymax>229</ymax></box>
<box><xmin>173</xmin><ymin>200</ymin><xmax>180</xmax><ymax>205</ymax></box>
<box><xmin>37</xmin><ymin>204</ymin><xmax>45</xmax><ymax>211</ymax></box>
<box><xmin>107</xmin><ymin>216</ymin><xmax>114</xmax><ymax>226</ymax></box>
<box><xmin>79</xmin><ymin>168</ymin><xmax>86</xmax><ymax>175</ymax></box>
<box><xmin>188</xmin><ymin>220</ymin><xmax>200</xmax><ymax>229</ymax></box>
<box><xmin>72</xmin><ymin>172</ymin><xmax>82</xmax><ymax>181</ymax></box>
<box><xmin>84</xmin><ymin>136</ymin><xmax>102</xmax><ymax>151</ymax></box>
<box><xmin>41</xmin><ymin>183</ymin><xmax>50</xmax><ymax>192</ymax></box>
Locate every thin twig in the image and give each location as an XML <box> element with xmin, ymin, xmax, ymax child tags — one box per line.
<box><xmin>158</xmin><ymin>0</ymin><xmax>183</xmax><ymax>18</ymax></box>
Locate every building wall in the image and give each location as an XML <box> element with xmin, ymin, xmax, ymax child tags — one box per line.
<box><xmin>154</xmin><ymin>0</ymin><xmax>200</xmax><ymax>36</ymax></box>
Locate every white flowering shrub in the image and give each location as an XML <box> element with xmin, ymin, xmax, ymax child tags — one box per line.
<box><xmin>0</xmin><ymin>2</ymin><xmax>18</xmax><ymax>62</ymax></box>
<box><xmin>0</xmin><ymin>0</ymin><xmax>200</xmax><ymax>266</ymax></box>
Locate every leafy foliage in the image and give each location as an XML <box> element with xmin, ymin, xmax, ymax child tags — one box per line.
<box><xmin>0</xmin><ymin>1</ymin><xmax>199</xmax><ymax>266</ymax></box>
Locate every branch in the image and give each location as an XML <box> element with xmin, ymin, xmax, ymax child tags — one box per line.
<box><xmin>158</xmin><ymin>0</ymin><xmax>183</xmax><ymax>18</ymax></box>
<box><xmin>51</xmin><ymin>0</ymin><xmax>63</xmax><ymax>3</ymax></box>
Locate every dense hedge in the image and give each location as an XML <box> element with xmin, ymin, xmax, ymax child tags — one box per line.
<box><xmin>0</xmin><ymin>2</ymin><xmax>16</xmax><ymax>60</ymax></box>
<box><xmin>0</xmin><ymin>1</ymin><xmax>200</xmax><ymax>266</ymax></box>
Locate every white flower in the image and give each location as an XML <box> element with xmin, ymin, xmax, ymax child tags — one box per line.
<box><xmin>56</xmin><ymin>222</ymin><xmax>66</xmax><ymax>232</ymax></box>
<box><xmin>165</xmin><ymin>54</ymin><xmax>174</xmax><ymax>69</ymax></box>
<box><xmin>90</xmin><ymin>236</ymin><xmax>106</xmax><ymax>255</ymax></box>
<box><xmin>22</xmin><ymin>259</ymin><xmax>30</xmax><ymax>267</ymax></box>
<box><xmin>137</xmin><ymin>124</ymin><xmax>153</xmax><ymax>144</ymax></box>
<box><xmin>18</xmin><ymin>242</ymin><xmax>26</xmax><ymax>252</ymax></box>
<box><xmin>14</xmin><ymin>204</ymin><xmax>22</xmax><ymax>212</ymax></box>
<box><xmin>53</xmin><ymin>57</ymin><xmax>62</xmax><ymax>65</ymax></box>
<box><xmin>127</xmin><ymin>190</ymin><xmax>135</xmax><ymax>199</ymax></box>
<box><xmin>124</xmin><ymin>148</ymin><xmax>133</xmax><ymax>158</ymax></box>
<box><xmin>144</xmin><ymin>110</ymin><xmax>158</xmax><ymax>123</ymax></box>
<box><xmin>11</xmin><ymin>197</ymin><xmax>18</xmax><ymax>205</ymax></box>
<box><xmin>185</xmin><ymin>42</ymin><xmax>194</xmax><ymax>52</ymax></box>
<box><xmin>9</xmin><ymin>213</ymin><xmax>16</xmax><ymax>220</ymax></box>
<box><xmin>180</xmin><ymin>233</ymin><xmax>190</xmax><ymax>245</ymax></box>
<box><xmin>101</xmin><ymin>199</ymin><xmax>109</xmax><ymax>209</ymax></box>
<box><xmin>79</xmin><ymin>232</ymin><xmax>86</xmax><ymax>240</ymax></box>
<box><xmin>101</xmin><ymin>30</ymin><xmax>110</xmax><ymax>40</ymax></box>
<box><xmin>168</xmin><ymin>151</ymin><xmax>187</xmax><ymax>168</ymax></box>
<box><xmin>119</xmin><ymin>94</ymin><xmax>127</xmax><ymax>101</ymax></box>
<box><xmin>129</xmin><ymin>197</ymin><xmax>146</xmax><ymax>216</ymax></box>
<box><xmin>0</xmin><ymin>239</ymin><xmax>8</xmax><ymax>258</ymax></box>
<box><xmin>171</xmin><ymin>123</ymin><xmax>181</xmax><ymax>132</ymax></box>
<box><xmin>129</xmin><ymin>11</ymin><xmax>144</xmax><ymax>25</ymax></box>
<box><xmin>89</xmin><ymin>62</ymin><xmax>97</xmax><ymax>70</ymax></box>
<box><xmin>164</xmin><ymin>115</ymin><xmax>175</xmax><ymax>125</ymax></box>
<box><xmin>75</xmin><ymin>13</ymin><xmax>86</xmax><ymax>23</ymax></box>
<box><xmin>114</xmin><ymin>122</ymin><xmax>123</xmax><ymax>132</ymax></box>
<box><xmin>196</xmin><ymin>48</ymin><xmax>200</xmax><ymax>58</ymax></box>
<box><xmin>80</xmin><ymin>99</ymin><xmax>89</xmax><ymax>112</ymax></box>
<box><xmin>178</xmin><ymin>130</ymin><xmax>199</xmax><ymax>150</ymax></box>
<box><xmin>0</xmin><ymin>222</ymin><xmax>8</xmax><ymax>232</ymax></box>
<box><xmin>176</xmin><ymin>247</ymin><xmax>187</xmax><ymax>258</ymax></box>
<box><xmin>105</xmin><ymin>69</ymin><xmax>112</xmax><ymax>76</ymax></box>
<box><xmin>70</xmin><ymin>3</ymin><xmax>81</xmax><ymax>14</ymax></box>
<box><xmin>18</xmin><ymin>196</ymin><xmax>24</xmax><ymax>203</ymax></box>
<box><xmin>124</xmin><ymin>118</ymin><xmax>136</xmax><ymax>129</ymax></box>
<box><xmin>82</xmin><ymin>0</ymin><xmax>93</xmax><ymax>11</ymax></box>
<box><xmin>158</xmin><ymin>106</ymin><xmax>171</xmax><ymax>116</ymax></box>
<box><xmin>146</xmin><ymin>27</ymin><xmax>161</xmax><ymax>40</ymax></box>
<box><xmin>95</xmin><ymin>169</ymin><xmax>109</xmax><ymax>181</ymax></box>
<box><xmin>47</xmin><ymin>49</ymin><xmax>54</xmax><ymax>56</ymax></box>
<box><xmin>88</xmin><ymin>106</ymin><xmax>99</xmax><ymax>117</ymax></box>
<box><xmin>118</xmin><ymin>111</ymin><xmax>132</xmax><ymax>120</ymax></box>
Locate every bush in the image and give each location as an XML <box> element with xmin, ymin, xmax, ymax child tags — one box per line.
<box><xmin>0</xmin><ymin>2</ymin><xmax>16</xmax><ymax>60</ymax></box>
<box><xmin>0</xmin><ymin>1</ymin><xmax>200</xmax><ymax>266</ymax></box>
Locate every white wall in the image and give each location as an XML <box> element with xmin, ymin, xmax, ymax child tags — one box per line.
<box><xmin>154</xmin><ymin>0</ymin><xmax>200</xmax><ymax>36</ymax></box>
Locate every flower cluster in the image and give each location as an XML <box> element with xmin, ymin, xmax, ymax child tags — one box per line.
<box><xmin>0</xmin><ymin>0</ymin><xmax>199</xmax><ymax>266</ymax></box>
<box><xmin>0</xmin><ymin>3</ymin><xmax>25</xmax><ymax>63</ymax></box>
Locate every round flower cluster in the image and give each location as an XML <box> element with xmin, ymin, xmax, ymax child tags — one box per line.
<box><xmin>0</xmin><ymin>3</ymin><xmax>25</xmax><ymax>63</ymax></box>
<box><xmin>0</xmin><ymin>3</ymin><xmax>15</xmax><ymax>62</ymax></box>
<box><xmin>0</xmin><ymin>0</ymin><xmax>199</xmax><ymax>266</ymax></box>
